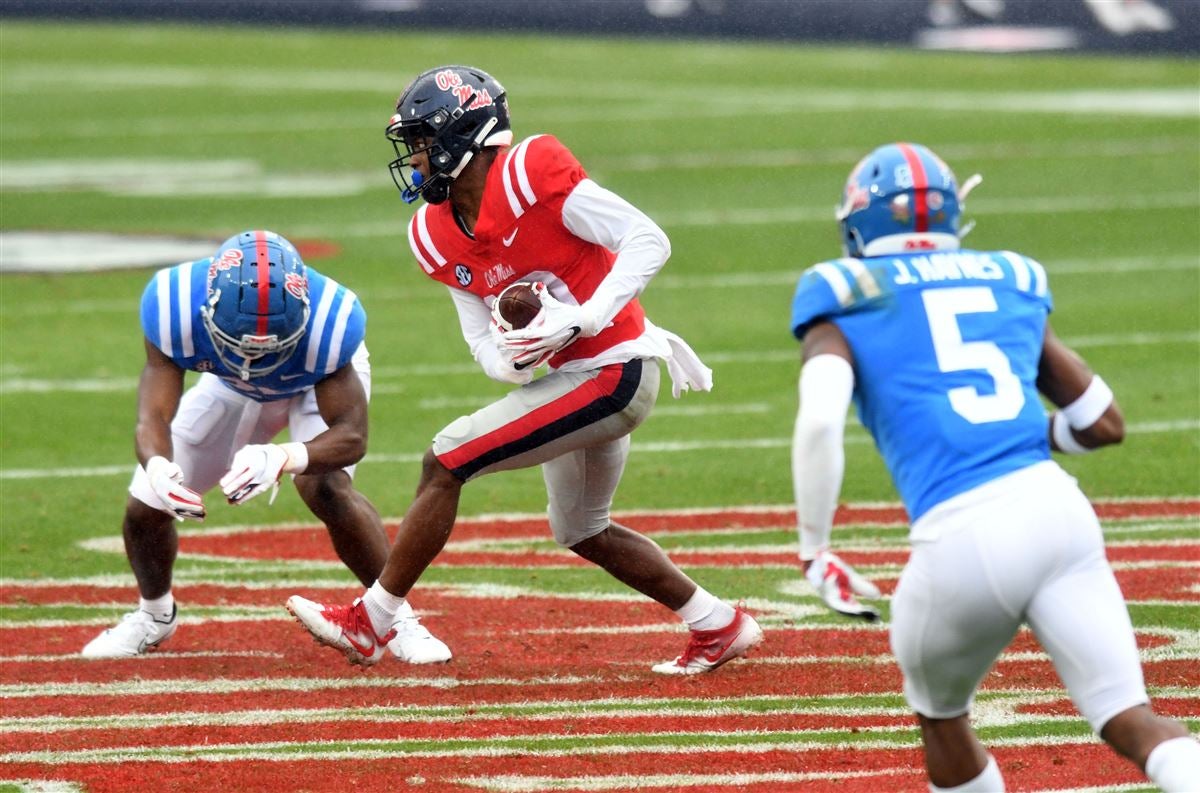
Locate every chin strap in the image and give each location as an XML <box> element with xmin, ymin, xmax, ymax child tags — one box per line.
<box><xmin>403</xmin><ymin>112</ymin><xmax>500</xmax><ymax>205</ymax></box>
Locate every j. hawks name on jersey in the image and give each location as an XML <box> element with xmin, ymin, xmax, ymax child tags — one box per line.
<box><xmin>406</xmin><ymin>134</ymin><xmax>645</xmax><ymax>368</ymax></box>
<box><xmin>141</xmin><ymin>261</ymin><xmax>365</xmax><ymax>401</ymax></box>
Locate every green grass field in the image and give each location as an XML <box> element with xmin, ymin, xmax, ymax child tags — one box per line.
<box><xmin>0</xmin><ymin>22</ymin><xmax>1197</xmax><ymax>792</ymax></box>
<box><xmin>2</xmin><ymin>21</ymin><xmax>1196</xmax><ymax>577</ymax></box>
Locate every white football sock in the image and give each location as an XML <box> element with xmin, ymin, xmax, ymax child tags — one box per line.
<box><xmin>139</xmin><ymin>594</ymin><xmax>175</xmax><ymax>622</ymax></box>
<box><xmin>1145</xmin><ymin>736</ymin><xmax>1200</xmax><ymax>793</ymax></box>
<box><xmin>363</xmin><ymin>581</ymin><xmax>405</xmax><ymax>638</ymax></box>
<box><xmin>930</xmin><ymin>754</ymin><xmax>1004</xmax><ymax>792</ymax></box>
<box><xmin>674</xmin><ymin>587</ymin><xmax>736</xmax><ymax>631</ymax></box>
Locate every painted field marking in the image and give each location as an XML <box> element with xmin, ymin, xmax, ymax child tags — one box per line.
<box><xmin>0</xmin><ymin>782</ymin><xmax>85</xmax><ymax>793</ymax></box>
<box><xmin>650</xmin><ymin>191</ymin><xmax>1200</xmax><ymax>229</ymax></box>
<box><xmin>0</xmin><ymin>674</ymin><xmax>597</xmax><ymax>699</ymax></box>
<box><xmin>454</xmin><ymin>768</ymin><xmax>917</xmax><ymax>792</ymax></box>
<box><xmin>2</xmin><ymin>255</ymin><xmax>1194</xmax><ymax>320</ymax></box>
<box><xmin>5</xmin><ymin>686</ymin><xmax>1191</xmax><ymax>735</ymax></box>
<box><xmin>2</xmin><ymin>687</ymin><xmax>1191</xmax><ymax>737</ymax></box>
<box><xmin>0</xmin><ymin>731</ymin><xmax>1158</xmax><ymax>766</ymax></box>
<box><xmin>3</xmin><ymin>420</ymin><xmax>1197</xmax><ymax>480</ymax></box>
<box><xmin>309</xmin><ymin>193</ymin><xmax>1200</xmax><ymax>237</ymax></box>
<box><xmin>6</xmin><ymin>63</ymin><xmax>1196</xmax><ymax>118</ymax></box>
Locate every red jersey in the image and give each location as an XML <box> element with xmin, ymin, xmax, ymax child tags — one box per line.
<box><xmin>406</xmin><ymin>134</ymin><xmax>646</xmax><ymax>367</ymax></box>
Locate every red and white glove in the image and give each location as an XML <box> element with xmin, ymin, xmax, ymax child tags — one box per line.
<box><xmin>145</xmin><ymin>456</ymin><xmax>205</xmax><ymax>521</ymax></box>
<box><xmin>500</xmin><ymin>283</ymin><xmax>601</xmax><ymax>367</ymax></box>
<box><xmin>805</xmin><ymin>550</ymin><xmax>881</xmax><ymax>622</ymax></box>
<box><xmin>220</xmin><ymin>443</ymin><xmax>307</xmax><ymax>506</ymax></box>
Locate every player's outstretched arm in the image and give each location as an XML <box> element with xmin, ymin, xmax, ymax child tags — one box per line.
<box><xmin>220</xmin><ymin>364</ymin><xmax>366</xmax><ymax>505</ymax></box>
<box><xmin>794</xmin><ymin>321</ymin><xmax>881</xmax><ymax>621</ymax></box>
<box><xmin>1037</xmin><ymin>323</ymin><xmax>1125</xmax><ymax>453</ymax></box>
<box><xmin>136</xmin><ymin>340</ymin><xmax>205</xmax><ymax>521</ymax></box>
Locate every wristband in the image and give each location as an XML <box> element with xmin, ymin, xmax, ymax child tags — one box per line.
<box><xmin>145</xmin><ymin>455</ymin><xmax>171</xmax><ymax>477</ymax></box>
<box><xmin>1052</xmin><ymin>411</ymin><xmax>1091</xmax><ymax>455</ymax></box>
<box><xmin>279</xmin><ymin>442</ymin><xmax>309</xmax><ymax>474</ymax></box>
<box><xmin>1062</xmin><ymin>375</ymin><xmax>1114</xmax><ymax>430</ymax></box>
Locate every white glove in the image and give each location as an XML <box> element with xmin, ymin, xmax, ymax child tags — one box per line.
<box><xmin>145</xmin><ymin>456</ymin><xmax>205</xmax><ymax>521</ymax></box>
<box><xmin>501</xmin><ymin>283</ymin><xmax>601</xmax><ymax>365</ymax></box>
<box><xmin>805</xmin><ymin>550</ymin><xmax>881</xmax><ymax>622</ymax></box>
<box><xmin>486</xmin><ymin>320</ymin><xmax>537</xmax><ymax>384</ymax></box>
<box><xmin>220</xmin><ymin>443</ymin><xmax>305</xmax><ymax>506</ymax></box>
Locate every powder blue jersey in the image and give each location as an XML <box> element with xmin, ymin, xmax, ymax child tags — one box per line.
<box><xmin>791</xmin><ymin>249</ymin><xmax>1054</xmax><ymax>522</ymax></box>
<box><xmin>140</xmin><ymin>259</ymin><xmax>366</xmax><ymax>402</ymax></box>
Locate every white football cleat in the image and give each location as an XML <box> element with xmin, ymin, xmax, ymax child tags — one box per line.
<box><xmin>286</xmin><ymin>595</ymin><xmax>394</xmax><ymax>667</ymax></box>
<box><xmin>805</xmin><ymin>550</ymin><xmax>882</xmax><ymax>622</ymax></box>
<box><xmin>81</xmin><ymin>606</ymin><xmax>177</xmax><ymax>659</ymax></box>
<box><xmin>652</xmin><ymin>606</ymin><xmax>763</xmax><ymax>675</ymax></box>
<box><xmin>388</xmin><ymin>601</ymin><xmax>452</xmax><ymax>664</ymax></box>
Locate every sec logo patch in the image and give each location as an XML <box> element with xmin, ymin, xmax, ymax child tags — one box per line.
<box><xmin>454</xmin><ymin>264</ymin><xmax>473</xmax><ymax>287</ymax></box>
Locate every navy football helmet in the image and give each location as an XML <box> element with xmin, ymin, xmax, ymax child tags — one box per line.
<box><xmin>200</xmin><ymin>230</ymin><xmax>310</xmax><ymax>381</ymax></box>
<box><xmin>836</xmin><ymin>142</ymin><xmax>981</xmax><ymax>258</ymax></box>
<box><xmin>385</xmin><ymin>65</ymin><xmax>512</xmax><ymax>205</ymax></box>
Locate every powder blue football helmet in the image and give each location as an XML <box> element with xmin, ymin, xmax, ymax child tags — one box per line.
<box><xmin>200</xmin><ymin>230</ymin><xmax>310</xmax><ymax>381</ymax></box>
<box><xmin>837</xmin><ymin>142</ymin><xmax>981</xmax><ymax>258</ymax></box>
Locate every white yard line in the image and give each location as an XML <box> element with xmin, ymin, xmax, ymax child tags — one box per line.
<box><xmin>0</xmin><ymin>731</ymin><xmax>1138</xmax><ymax>767</ymax></box>
<box><xmin>2</xmin><ymin>256</ymin><xmax>1194</xmax><ymax>319</ymax></box>
<box><xmin>0</xmin><ymin>673</ymin><xmax>598</xmax><ymax>699</ymax></box>
<box><xmin>3</xmin><ymin>426</ymin><xmax>1198</xmax><ymax>479</ymax></box>
<box><xmin>456</xmin><ymin>769</ymin><xmax>917</xmax><ymax>792</ymax></box>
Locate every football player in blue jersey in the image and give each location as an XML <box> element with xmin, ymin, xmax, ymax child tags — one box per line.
<box><xmin>81</xmin><ymin>230</ymin><xmax>450</xmax><ymax>665</ymax></box>
<box><xmin>789</xmin><ymin>144</ymin><xmax>1200</xmax><ymax>792</ymax></box>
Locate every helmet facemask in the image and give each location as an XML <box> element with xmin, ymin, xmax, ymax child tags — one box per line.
<box><xmin>201</xmin><ymin>290</ymin><xmax>309</xmax><ymax>381</ymax></box>
<box><xmin>200</xmin><ymin>231</ymin><xmax>311</xmax><ymax>381</ymax></box>
<box><xmin>387</xmin><ymin>104</ymin><xmax>500</xmax><ymax>205</ymax></box>
<box><xmin>385</xmin><ymin>65</ymin><xmax>512</xmax><ymax>205</ymax></box>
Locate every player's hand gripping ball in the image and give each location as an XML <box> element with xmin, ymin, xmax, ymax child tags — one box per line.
<box><xmin>493</xmin><ymin>281</ymin><xmax>543</xmax><ymax>331</ymax></box>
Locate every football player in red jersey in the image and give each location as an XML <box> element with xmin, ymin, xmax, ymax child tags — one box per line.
<box><xmin>288</xmin><ymin>65</ymin><xmax>762</xmax><ymax>673</ymax></box>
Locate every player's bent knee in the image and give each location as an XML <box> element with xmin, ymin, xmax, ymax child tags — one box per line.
<box><xmin>564</xmin><ymin>523</ymin><xmax>612</xmax><ymax>553</ymax></box>
<box><xmin>294</xmin><ymin>470</ymin><xmax>354</xmax><ymax>509</ymax></box>
<box><xmin>420</xmin><ymin>448</ymin><xmax>463</xmax><ymax>489</ymax></box>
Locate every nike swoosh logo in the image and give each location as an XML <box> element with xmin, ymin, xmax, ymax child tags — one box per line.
<box><xmin>343</xmin><ymin>630</ymin><xmax>377</xmax><ymax>657</ymax></box>
<box><xmin>279</xmin><ymin>372</ymin><xmax>308</xmax><ymax>381</ymax></box>
<box><xmin>502</xmin><ymin>229</ymin><xmax>519</xmax><ymax>246</ymax></box>
<box><xmin>700</xmin><ymin>634</ymin><xmax>738</xmax><ymax>664</ymax></box>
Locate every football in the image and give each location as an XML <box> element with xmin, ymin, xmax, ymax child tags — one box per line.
<box><xmin>495</xmin><ymin>282</ymin><xmax>542</xmax><ymax>331</ymax></box>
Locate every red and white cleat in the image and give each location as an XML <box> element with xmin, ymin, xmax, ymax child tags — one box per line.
<box><xmin>652</xmin><ymin>606</ymin><xmax>763</xmax><ymax>675</ymax></box>
<box><xmin>286</xmin><ymin>596</ymin><xmax>395</xmax><ymax>667</ymax></box>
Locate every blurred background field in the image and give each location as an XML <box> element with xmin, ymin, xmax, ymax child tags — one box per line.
<box><xmin>0</xmin><ymin>17</ymin><xmax>1197</xmax><ymax>583</ymax></box>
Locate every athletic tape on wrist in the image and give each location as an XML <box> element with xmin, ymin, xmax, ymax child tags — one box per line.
<box><xmin>145</xmin><ymin>455</ymin><xmax>171</xmax><ymax>476</ymax></box>
<box><xmin>280</xmin><ymin>442</ymin><xmax>309</xmax><ymax>474</ymax></box>
<box><xmin>1062</xmin><ymin>375</ymin><xmax>1113</xmax><ymax>430</ymax></box>
<box><xmin>1052</xmin><ymin>411</ymin><xmax>1091</xmax><ymax>454</ymax></box>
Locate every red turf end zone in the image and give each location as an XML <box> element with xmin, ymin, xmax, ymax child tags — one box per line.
<box><xmin>1</xmin><ymin>500</ymin><xmax>1196</xmax><ymax>792</ymax></box>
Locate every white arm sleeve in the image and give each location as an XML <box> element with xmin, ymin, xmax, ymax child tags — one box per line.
<box><xmin>448</xmin><ymin>286</ymin><xmax>511</xmax><ymax>382</ymax></box>
<box><xmin>561</xmin><ymin>178</ymin><xmax>671</xmax><ymax>331</ymax></box>
<box><xmin>793</xmin><ymin>354</ymin><xmax>855</xmax><ymax>561</ymax></box>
